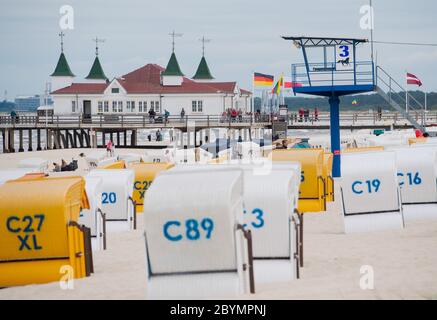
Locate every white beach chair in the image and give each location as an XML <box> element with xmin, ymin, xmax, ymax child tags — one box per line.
<box><xmin>79</xmin><ymin>176</ymin><xmax>106</xmax><ymax>251</ymax></box>
<box><xmin>392</xmin><ymin>146</ymin><xmax>437</xmax><ymax>221</ymax></box>
<box><xmin>143</xmin><ymin>168</ymin><xmax>253</xmax><ymax>299</ymax></box>
<box><xmin>18</xmin><ymin>158</ymin><xmax>48</xmax><ymax>173</ymax></box>
<box><xmin>170</xmin><ymin>160</ymin><xmax>301</xmax><ymax>285</ymax></box>
<box><xmin>341</xmin><ymin>151</ymin><xmax>404</xmax><ymax>233</ymax></box>
<box><xmin>87</xmin><ymin>169</ymin><xmax>136</xmax><ymax>232</ymax></box>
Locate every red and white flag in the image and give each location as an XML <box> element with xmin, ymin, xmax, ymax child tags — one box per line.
<box><xmin>283</xmin><ymin>76</ymin><xmax>303</xmax><ymax>88</ymax></box>
<box><xmin>407</xmin><ymin>73</ymin><xmax>423</xmax><ymax>87</ymax></box>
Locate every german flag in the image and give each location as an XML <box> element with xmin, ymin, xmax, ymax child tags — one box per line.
<box><xmin>254</xmin><ymin>72</ymin><xmax>274</xmax><ymax>87</ymax></box>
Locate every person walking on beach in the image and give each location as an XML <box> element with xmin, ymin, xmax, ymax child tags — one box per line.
<box><xmin>106</xmin><ymin>140</ymin><xmax>113</xmax><ymax>156</ymax></box>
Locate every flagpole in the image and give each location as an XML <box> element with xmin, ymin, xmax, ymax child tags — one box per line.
<box><xmin>405</xmin><ymin>70</ymin><xmax>408</xmax><ymax>113</ymax></box>
<box><xmin>252</xmin><ymin>71</ymin><xmax>255</xmax><ymax>122</ymax></box>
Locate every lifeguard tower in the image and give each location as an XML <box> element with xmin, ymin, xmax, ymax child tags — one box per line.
<box><xmin>282</xmin><ymin>36</ymin><xmax>375</xmax><ymax>177</ymax></box>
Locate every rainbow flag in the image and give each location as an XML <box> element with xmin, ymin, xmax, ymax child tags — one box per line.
<box><xmin>254</xmin><ymin>72</ymin><xmax>274</xmax><ymax>87</ymax></box>
<box><xmin>272</xmin><ymin>75</ymin><xmax>283</xmax><ymax>94</ymax></box>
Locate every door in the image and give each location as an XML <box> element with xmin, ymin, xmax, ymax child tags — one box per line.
<box><xmin>83</xmin><ymin>101</ymin><xmax>92</xmax><ymax>123</ymax></box>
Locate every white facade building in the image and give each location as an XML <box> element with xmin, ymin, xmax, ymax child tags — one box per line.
<box><xmin>50</xmin><ymin>47</ymin><xmax>251</xmax><ymax>118</ymax></box>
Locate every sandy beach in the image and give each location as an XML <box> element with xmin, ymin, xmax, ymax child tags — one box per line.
<box><xmin>0</xmin><ymin>148</ymin><xmax>436</xmax><ymax>300</ymax></box>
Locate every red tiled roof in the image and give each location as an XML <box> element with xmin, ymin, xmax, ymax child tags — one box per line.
<box><xmin>52</xmin><ymin>63</ymin><xmax>250</xmax><ymax>95</ymax></box>
<box><xmin>51</xmin><ymin>83</ymin><xmax>108</xmax><ymax>94</ymax></box>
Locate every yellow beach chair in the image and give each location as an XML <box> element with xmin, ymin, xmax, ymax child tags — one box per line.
<box><xmin>130</xmin><ymin>162</ymin><xmax>174</xmax><ymax>212</ymax></box>
<box><xmin>0</xmin><ymin>176</ymin><xmax>92</xmax><ymax>287</ymax></box>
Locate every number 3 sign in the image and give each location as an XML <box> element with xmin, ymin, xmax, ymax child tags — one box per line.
<box><xmin>336</xmin><ymin>45</ymin><xmax>354</xmax><ymax>71</ymax></box>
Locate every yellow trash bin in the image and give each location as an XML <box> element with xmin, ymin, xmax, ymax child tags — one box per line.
<box><xmin>0</xmin><ymin>176</ymin><xmax>92</xmax><ymax>287</ymax></box>
<box><xmin>273</xmin><ymin>149</ymin><xmax>326</xmax><ymax>213</ymax></box>
<box><xmin>130</xmin><ymin>162</ymin><xmax>174</xmax><ymax>212</ymax></box>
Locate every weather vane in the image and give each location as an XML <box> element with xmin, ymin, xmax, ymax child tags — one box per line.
<box><xmin>169</xmin><ymin>30</ymin><xmax>183</xmax><ymax>53</ymax></box>
<box><xmin>59</xmin><ymin>31</ymin><xmax>65</xmax><ymax>52</ymax></box>
<box><xmin>93</xmin><ymin>37</ymin><xmax>106</xmax><ymax>56</ymax></box>
<box><xmin>199</xmin><ymin>36</ymin><xmax>211</xmax><ymax>57</ymax></box>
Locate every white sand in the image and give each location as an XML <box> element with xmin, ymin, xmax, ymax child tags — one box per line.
<box><xmin>0</xmin><ymin>149</ymin><xmax>436</xmax><ymax>300</ymax></box>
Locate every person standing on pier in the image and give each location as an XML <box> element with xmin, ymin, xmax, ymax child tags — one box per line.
<box><xmin>164</xmin><ymin>109</ymin><xmax>170</xmax><ymax>124</ymax></box>
<box><xmin>180</xmin><ymin>108</ymin><xmax>186</xmax><ymax>122</ymax></box>
<box><xmin>298</xmin><ymin>108</ymin><xmax>304</xmax><ymax>122</ymax></box>
<box><xmin>314</xmin><ymin>107</ymin><xmax>319</xmax><ymax>122</ymax></box>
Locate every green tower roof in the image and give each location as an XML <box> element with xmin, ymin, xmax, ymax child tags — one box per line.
<box><xmin>162</xmin><ymin>52</ymin><xmax>184</xmax><ymax>76</ymax></box>
<box><xmin>86</xmin><ymin>56</ymin><xmax>108</xmax><ymax>80</ymax></box>
<box><xmin>193</xmin><ymin>56</ymin><xmax>214</xmax><ymax>80</ymax></box>
<box><xmin>51</xmin><ymin>52</ymin><xmax>75</xmax><ymax>77</ymax></box>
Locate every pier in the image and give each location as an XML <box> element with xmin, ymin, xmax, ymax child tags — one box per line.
<box><xmin>0</xmin><ymin>111</ymin><xmax>434</xmax><ymax>153</ymax></box>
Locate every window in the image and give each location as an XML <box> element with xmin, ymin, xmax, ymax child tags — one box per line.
<box><xmin>71</xmin><ymin>101</ymin><xmax>76</xmax><ymax>113</ymax></box>
<box><xmin>150</xmin><ymin>101</ymin><xmax>154</xmax><ymax>112</ymax></box>
<box><xmin>155</xmin><ymin>101</ymin><xmax>160</xmax><ymax>113</ymax></box>
<box><xmin>98</xmin><ymin>101</ymin><xmax>103</xmax><ymax>113</ymax></box>
<box><xmin>118</xmin><ymin>101</ymin><xmax>123</xmax><ymax>113</ymax></box>
<box><xmin>112</xmin><ymin>101</ymin><xmax>117</xmax><ymax>113</ymax></box>
<box><xmin>192</xmin><ymin>100</ymin><xmax>203</xmax><ymax>113</ymax></box>
<box><xmin>104</xmin><ymin>101</ymin><xmax>109</xmax><ymax>113</ymax></box>
<box><xmin>139</xmin><ymin>101</ymin><xmax>143</xmax><ymax>113</ymax></box>
<box><xmin>127</xmin><ymin>101</ymin><xmax>131</xmax><ymax>112</ymax></box>
<box><xmin>111</xmin><ymin>88</ymin><xmax>119</xmax><ymax>94</ymax></box>
<box><xmin>143</xmin><ymin>101</ymin><xmax>147</xmax><ymax>112</ymax></box>
<box><xmin>131</xmin><ymin>101</ymin><xmax>135</xmax><ymax>112</ymax></box>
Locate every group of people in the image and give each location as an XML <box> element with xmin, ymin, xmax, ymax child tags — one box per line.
<box><xmin>147</xmin><ymin>108</ymin><xmax>170</xmax><ymax>124</ymax></box>
<box><xmin>53</xmin><ymin>159</ymin><xmax>78</xmax><ymax>172</ymax></box>
<box><xmin>297</xmin><ymin>107</ymin><xmax>319</xmax><ymax>122</ymax></box>
<box><xmin>221</xmin><ymin>108</ymin><xmax>247</xmax><ymax>123</ymax></box>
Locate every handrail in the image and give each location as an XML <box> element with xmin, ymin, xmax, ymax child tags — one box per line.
<box><xmin>318</xmin><ymin>176</ymin><xmax>327</xmax><ymax>211</ymax></box>
<box><xmin>328</xmin><ymin>176</ymin><xmax>335</xmax><ymax>202</ymax></box>
<box><xmin>376</xmin><ymin>66</ymin><xmax>425</xmax><ymax>112</ymax></box>
<box><xmin>96</xmin><ymin>208</ymin><xmax>107</xmax><ymax>250</ymax></box>
<box><xmin>236</xmin><ymin>224</ymin><xmax>255</xmax><ymax>294</ymax></box>
<box><xmin>128</xmin><ymin>196</ymin><xmax>137</xmax><ymax>230</ymax></box>
<box><xmin>292</xmin><ymin>209</ymin><xmax>301</xmax><ymax>279</ymax></box>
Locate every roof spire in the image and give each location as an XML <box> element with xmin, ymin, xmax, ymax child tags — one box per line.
<box><xmin>169</xmin><ymin>30</ymin><xmax>183</xmax><ymax>53</ymax></box>
<box><xmin>193</xmin><ymin>36</ymin><xmax>214</xmax><ymax>80</ymax></box>
<box><xmin>86</xmin><ymin>37</ymin><xmax>108</xmax><ymax>80</ymax></box>
<box><xmin>51</xmin><ymin>32</ymin><xmax>75</xmax><ymax>77</ymax></box>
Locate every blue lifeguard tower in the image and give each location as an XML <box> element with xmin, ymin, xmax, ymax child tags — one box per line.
<box><xmin>282</xmin><ymin>36</ymin><xmax>375</xmax><ymax>177</ymax></box>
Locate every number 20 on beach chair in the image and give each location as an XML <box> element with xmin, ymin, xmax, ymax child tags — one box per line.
<box><xmin>0</xmin><ymin>176</ymin><xmax>93</xmax><ymax>287</ymax></box>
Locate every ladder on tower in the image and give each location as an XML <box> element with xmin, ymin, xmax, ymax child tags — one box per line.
<box><xmin>375</xmin><ymin>66</ymin><xmax>427</xmax><ymax>133</ymax></box>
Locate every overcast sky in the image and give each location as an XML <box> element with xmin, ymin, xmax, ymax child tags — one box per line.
<box><xmin>0</xmin><ymin>0</ymin><xmax>436</xmax><ymax>99</ymax></box>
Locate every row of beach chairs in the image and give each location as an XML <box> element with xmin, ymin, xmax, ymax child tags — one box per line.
<box><xmin>1</xmin><ymin>140</ymin><xmax>436</xmax><ymax>298</ymax></box>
